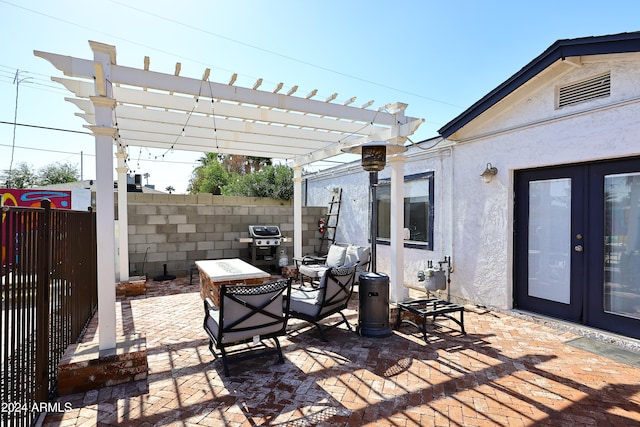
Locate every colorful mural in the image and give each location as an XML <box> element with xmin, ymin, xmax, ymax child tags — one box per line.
<box><xmin>1</xmin><ymin>189</ymin><xmax>72</xmax><ymax>266</ymax></box>
<box><xmin>1</xmin><ymin>189</ymin><xmax>72</xmax><ymax>209</ymax></box>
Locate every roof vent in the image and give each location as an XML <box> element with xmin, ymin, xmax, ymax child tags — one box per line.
<box><xmin>558</xmin><ymin>72</ymin><xmax>610</xmax><ymax>108</ymax></box>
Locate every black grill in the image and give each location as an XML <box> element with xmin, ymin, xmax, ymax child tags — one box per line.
<box><xmin>247</xmin><ymin>225</ymin><xmax>282</xmax><ymax>268</ymax></box>
<box><xmin>248</xmin><ymin>225</ymin><xmax>282</xmax><ymax>245</ymax></box>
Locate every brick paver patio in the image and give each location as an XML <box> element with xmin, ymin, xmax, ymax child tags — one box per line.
<box><xmin>41</xmin><ymin>277</ymin><xmax>640</xmax><ymax>426</ymax></box>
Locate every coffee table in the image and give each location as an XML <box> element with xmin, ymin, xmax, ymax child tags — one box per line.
<box><xmin>196</xmin><ymin>258</ymin><xmax>270</xmax><ymax>307</ymax></box>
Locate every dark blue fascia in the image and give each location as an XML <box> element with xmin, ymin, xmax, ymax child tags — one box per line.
<box><xmin>438</xmin><ymin>31</ymin><xmax>640</xmax><ymax>139</ymax></box>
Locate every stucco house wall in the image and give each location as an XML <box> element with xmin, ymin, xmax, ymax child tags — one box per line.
<box><xmin>449</xmin><ymin>53</ymin><xmax>640</xmax><ymax>309</ymax></box>
<box><xmin>305</xmin><ymin>48</ymin><xmax>640</xmax><ymax>311</ymax></box>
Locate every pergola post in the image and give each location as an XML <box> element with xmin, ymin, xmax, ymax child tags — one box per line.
<box><xmin>115</xmin><ymin>149</ymin><xmax>129</xmax><ymax>282</ymax></box>
<box><xmin>90</xmin><ymin>41</ymin><xmax>117</xmax><ymax>351</ymax></box>
<box><xmin>388</xmin><ymin>102</ymin><xmax>409</xmax><ymax>303</ymax></box>
<box><xmin>293</xmin><ymin>166</ymin><xmax>303</xmax><ymax>260</ymax></box>
<box><xmin>389</xmin><ymin>155</ymin><xmax>407</xmax><ymax>303</ymax></box>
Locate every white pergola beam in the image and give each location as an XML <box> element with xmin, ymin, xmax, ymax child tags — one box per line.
<box><xmin>71</xmin><ymin>103</ymin><xmax>354</xmax><ymax>150</ymax></box>
<box><xmin>112</xmin><ymin>66</ymin><xmax>400</xmax><ymax>125</ymax></box>
<box><xmin>116</xmin><ymin>130</ymin><xmax>328</xmax><ymax>156</ymax></box>
<box><xmin>34</xmin><ymin>50</ymin><xmax>96</xmax><ymax>78</ymax></box>
<box><xmin>55</xmin><ymin>77</ymin><xmax>391</xmax><ymax>135</ymax></box>
<box><xmin>113</xmin><ymin>105</ymin><xmax>365</xmax><ymax>143</ymax></box>
<box><xmin>117</xmin><ymin>137</ymin><xmax>307</xmax><ymax>158</ymax></box>
<box><xmin>291</xmin><ymin>118</ymin><xmax>425</xmax><ymax>167</ymax></box>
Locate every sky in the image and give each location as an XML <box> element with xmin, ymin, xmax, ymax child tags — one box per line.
<box><xmin>1</xmin><ymin>0</ymin><xmax>639</xmax><ymax>194</ymax></box>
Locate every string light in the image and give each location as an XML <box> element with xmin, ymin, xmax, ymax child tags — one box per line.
<box><xmin>113</xmin><ymin>107</ymin><xmax>133</xmax><ymax>173</ymax></box>
<box><xmin>207</xmin><ymin>78</ymin><xmax>220</xmax><ymax>151</ymax></box>
<box><xmin>154</xmin><ymin>80</ymin><xmax>205</xmax><ymax>159</ymax></box>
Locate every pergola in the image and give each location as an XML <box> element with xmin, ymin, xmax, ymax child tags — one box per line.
<box><xmin>35</xmin><ymin>41</ymin><xmax>424</xmax><ymax>350</ymax></box>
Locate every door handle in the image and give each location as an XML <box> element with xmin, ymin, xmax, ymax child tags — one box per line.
<box><xmin>574</xmin><ymin>245</ymin><xmax>583</xmax><ymax>252</ymax></box>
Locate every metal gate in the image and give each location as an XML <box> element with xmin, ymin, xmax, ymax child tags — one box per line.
<box><xmin>1</xmin><ymin>200</ymin><xmax>97</xmax><ymax>426</ymax></box>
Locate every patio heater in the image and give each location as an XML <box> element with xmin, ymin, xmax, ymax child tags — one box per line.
<box><xmin>342</xmin><ymin>141</ymin><xmax>408</xmax><ymax>271</ymax></box>
<box><xmin>342</xmin><ymin>141</ymin><xmax>407</xmax><ymax>337</ymax></box>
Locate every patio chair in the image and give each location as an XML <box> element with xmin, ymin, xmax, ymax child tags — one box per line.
<box><xmin>203</xmin><ymin>278</ymin><xmax>292</xmax><ymax>376</ymax></box>
<box><xmin>296</xmin><ymin>243</ymin><xmax>369</xmax><ymax>286</ymax></box>
<box><xmin>288</xmin><ymin>263</ymin><xmax>357</xmax><ymax>341</ymax></box>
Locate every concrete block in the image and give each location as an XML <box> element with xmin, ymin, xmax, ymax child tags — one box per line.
<box><xmin>214</xmin><ymin>223</ymin><xmax>232</xmax><ymax>233</ymax></box>
<box><xmin>168</xmin><ymin>215</ymin><xmax>187</xmax><ymax>224</ymax></box>
<box><xmin>197</xmin><ymin>241</ymin><xmax>215</xmax><ymax>251</ymax></box>
<box><xmin>158</xmin><ymin>205</ymin><xmax>179</xmax><ymax>215</ymax></box>
<box><xmin>157</xmin><ymin>243</ymin><xmax>178</xmax><ymax>253</ymax></box>
<box><xmin>134</xmin><ymin>225</ymin><xmax>157</xmax><ymax>235</ymax></box>
<box><xmin>177</xmin><ymin>224</ymin><xmax>196</xmax><ymax>233</ymax></box>
<box><xmin>136</xmin><ymin>205</ymin><xmax>157</xmax><ymax>215</ymax></box>
<box><xmin>168</xmin><ymin>233</ymin><xmax>188</xmax><ymax>243</ymax></box>
<box><xmin>232</xmin><ymin>206</ymin><xmax>249</xmax><ymax>216</ymax></box>
<box><xmin>146</xmin><ymin>234</ymin><xmax>167</xmax><ymax>244</ymax></box>
<box><xmin>197</xmin><ymin>194</ymin><xmax>213</xmax><ymax>205</ymax></box>
<box><xmin>147</xmin><ymin>215</ymin><xmax>168</xmax><ymax>225</ymax></box>
<box><xmin>167</xmin><ymin>251</ymin><xmax>187</xmax><ymax>261</ymax></box>
<box><xmin>196</xmin><ymin>206</ymin><xmax>214</xmax><ymax>216</ymax></box>
<box><xmin>178</xmin><ymin>242</ymin><xmax>197</xmax><ymax>252</ymax></box>
<box><xmin>205</xmin><ymin>249</ymin><xmax>225</xmax><ymax>259</ymax></box>
<box><xmin>215</xmin><ymin>240</ymin><xmax>232</xmax><ymax>250</ymax></box>
<box><xmin>196</xmin><ymin>223</ymin><xmax>215</xmax><ymax>233</ymax></box>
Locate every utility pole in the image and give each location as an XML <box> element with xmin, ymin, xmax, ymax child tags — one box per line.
<box><xmin>9</xmin><ymin>70</ymin><xmax>32</xmax><ymax>187</ymax></box>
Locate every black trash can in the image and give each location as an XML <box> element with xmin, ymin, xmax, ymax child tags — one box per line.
<box><xmin>357</xmin><ymin>272</ymin><xmax>392</xmax><ymax>337</ymax></box>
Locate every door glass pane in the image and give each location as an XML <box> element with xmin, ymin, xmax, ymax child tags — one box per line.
<box><xmin>528</xmin><ymin>179</ymin><xmax>571</xmax><ymax>303</ymax></box>
<box><xmin>604</xmin><ymin>173</ymin><xmax>640</xmax><ymax>320</ymax></box>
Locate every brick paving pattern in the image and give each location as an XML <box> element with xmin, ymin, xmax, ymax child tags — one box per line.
<box><xmin>42</xmin><ymin>277</ymin><xmax>640</xmax><ymax>426</ymax></box>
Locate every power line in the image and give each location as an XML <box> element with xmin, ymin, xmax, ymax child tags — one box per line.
<box><xmin>0</xmin><ymin>141</ymin><xmax>92</xmax><ymax>157</ymax></box>
<box><xmin>0</xmin><ymin>120</ymin><xmax>92</xmax><ymax>135</ymax></box>
<box><xmin>0</xmin><ymin>0</ymin><xmax>462</xmax><ymax>110</ymax></box>
<box><xmin>0</xmin><ymin>74</ymin><xmax>69</xmax><ymax>93</ymax></box>
<box><xmin>109</xmin><ymin>0</ymin><xmax>463</xmax><ymax>109</ymax></box>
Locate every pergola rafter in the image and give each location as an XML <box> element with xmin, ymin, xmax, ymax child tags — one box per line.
<box><xmin>36</xmin><ymin>48</ymin><xmax>423</xmax><ymax>167</ymax></box>
<box><xmin>35</xmin><ymin>40</ymin><xmax>424</xmax><ymax>351</ymax></box>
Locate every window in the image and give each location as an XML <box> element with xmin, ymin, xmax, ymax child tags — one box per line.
<box><xmin>376</xmin><ymin>172</ymin><xmax>434</xmax><ymax>250</ymax></box>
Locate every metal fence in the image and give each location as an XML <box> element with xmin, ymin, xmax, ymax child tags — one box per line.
<box><xmin>1</xmin><ymin>200</ymin><xmax>97</xmax><ymax>426</ymax></box>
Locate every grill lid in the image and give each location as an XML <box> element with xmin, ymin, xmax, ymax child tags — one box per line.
<box><xmin>248</xmin><ymin>225</ymin><xmax>281</xmax><ymax>237</ymax></box>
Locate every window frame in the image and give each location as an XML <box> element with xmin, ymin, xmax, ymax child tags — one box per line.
<box><xmin>375</xmin><ymin>171</ymin><xmax>434</xmax><ymax>250</ymax></box>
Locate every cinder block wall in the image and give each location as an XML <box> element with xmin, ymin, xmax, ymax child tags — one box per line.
<box><xmin>120</xmin><ymin>193</ymin><xmax>326</xmax><ymax>278</ymax></box>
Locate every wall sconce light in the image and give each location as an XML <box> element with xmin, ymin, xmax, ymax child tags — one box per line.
<box><xmin>480</xmin><ymin>163</ymin><xmax>498</xmax><ymax>183</ymax></box>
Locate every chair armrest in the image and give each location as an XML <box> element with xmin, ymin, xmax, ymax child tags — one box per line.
<box><xmin>203</xmin><ymin>297</ymin><xmax>217</xmax><ymax>311</ymax></box>
<box><xmin>302</xmin><ymin>255</ymin><xmax>327</xmax><ymax>265</ymax></box>
<box><xmin>293</xmin><ymin>255</ymin><xmax>327</xmax><ymax>268</ymax></box>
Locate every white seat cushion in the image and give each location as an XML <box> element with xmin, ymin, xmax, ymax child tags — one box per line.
<box><xmin>345</xmin><ymin>245</ymin><xmax>370</xmax><ymax>267</ymax></box>
<box><xmin>205</xmin><ymin>293</ymin><xmax>285</xmax><ymax>344</ymax></box>
<box><xmin>298</xmin><ymin>264</ymin><xmax>329</xmax><ymax>279</ymax></box>
<box><xmin>289</xmin><ymin>288</ymin><xmax>322</xmax><ymax>317</ymax></box>
<box><xmin>325</xmin><ymin>245</ymin><xmax>347</xmax><ymax>267</ymax></box>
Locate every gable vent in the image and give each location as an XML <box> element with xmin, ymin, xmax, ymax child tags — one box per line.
<box><xmin>558</xmin><ymin>72</ymin><xmax>610</xmax><ymax>108</ymax></box>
